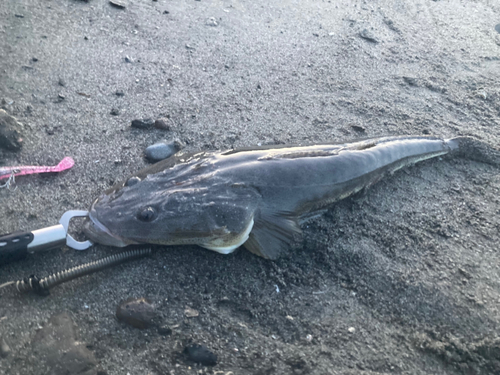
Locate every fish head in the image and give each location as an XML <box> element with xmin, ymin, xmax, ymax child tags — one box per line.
<box><xmin>83</xmin><ymin>157</ymin><xmax>260</xmax><ymax>249</ymax></box>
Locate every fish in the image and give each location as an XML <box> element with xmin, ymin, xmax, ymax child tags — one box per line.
<box><xmin>83</xmin><ymin>135</ymin><xmax>499</xmax><ymax>259</ymax></box>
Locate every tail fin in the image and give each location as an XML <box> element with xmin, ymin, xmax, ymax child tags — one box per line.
<box><xmin>447</xmin><ymin>137</ymin><xmax>500</xmax><ymax>166</ymax></box>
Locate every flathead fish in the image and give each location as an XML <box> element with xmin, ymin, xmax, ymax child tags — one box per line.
<box><xmin>83</xmin><ymin>136</ymin><xmax>498</xmax><ymax>259</ymax></box>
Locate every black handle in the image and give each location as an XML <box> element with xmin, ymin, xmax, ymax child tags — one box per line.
<box><xmin>0</xmin><ymin>231</ymin><xmax>34</xmax><ymax>265</ymax></box>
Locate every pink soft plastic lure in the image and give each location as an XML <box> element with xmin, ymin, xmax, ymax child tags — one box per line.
<box><xmin>0</xmin><ymin>157</ymin><xmax>75</xmax><ymax>181</ymax></box>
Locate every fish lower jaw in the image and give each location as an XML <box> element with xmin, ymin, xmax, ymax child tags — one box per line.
<box><xmin>200</xmin><ymin>218</ymin><xmax>254</xmax><ymax>255</ymax></box>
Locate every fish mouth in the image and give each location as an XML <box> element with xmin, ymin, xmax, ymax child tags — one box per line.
<box><xmin>83</xmin><ymin>206</ymin><xmax>136</xmax><ymax>247</ymax></box>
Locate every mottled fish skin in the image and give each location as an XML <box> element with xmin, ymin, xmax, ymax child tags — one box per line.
<box><xmin>83</xmin><ymin>135</ymin><xmax>496</xmax><ymax>259</ymax></box>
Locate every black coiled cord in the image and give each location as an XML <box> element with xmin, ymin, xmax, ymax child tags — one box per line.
<box><xmin>12</xmin><ymin>248</ymin><xmax>152</xmax><ymax>295</ymax></box>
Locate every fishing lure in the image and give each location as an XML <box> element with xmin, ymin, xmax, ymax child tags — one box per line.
<box><xmin>0</xmin><ymin>157</ymin><xmax>75</xmax><ymax>189</ymax></box>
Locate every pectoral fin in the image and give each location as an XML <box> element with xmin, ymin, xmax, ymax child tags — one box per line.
<box><xmin>243</xmin><ymin>209</ymin><xmax>302</xmax><ymax>259</ymax></box>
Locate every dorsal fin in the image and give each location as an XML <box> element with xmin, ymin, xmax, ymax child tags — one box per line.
<box><xmin>243</xmin><ymin>209</ymin><xmax>301</xmax><ymax>259</ymax></box>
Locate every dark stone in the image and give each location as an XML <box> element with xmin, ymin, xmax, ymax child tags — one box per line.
<box><xmin>131</xmin><ymin>118</ymin><xmax>154</xmax><ymax>129</ymax></box>
<box><xmin>14</xmin><ymin>14</ymin><xmax>24</xmax><ymax>18</ymax></box>
<box><xmin>350</xmin><ymin>125</ymin><xmax>366</xmax><ymax>134</ymax></box>
<box><xmin>124</xmin><ymin>56</ymin><xmax>132</xmax><ymax>63</ymax></box>
<box><xmin>0</xmin><ymin>109</ymin><xmax>23</xmax><ymax>151</ymax></box>
<box><xmin>184</xmin><ymin>344</ymin><xmax>217</xmax><ymax>366</ymax></box>
<box><xmin>359</xmin><ymin>29</ymin><xmax>379</xmax><ymax>43</ymax></box>
<box><xmin>403</xmin><ymin>76</ymin><xmax>418</xmax><ymax>86</ymax></box>
<box><xmin>116</xmin><ymin>297</ymin><xmax>157</xmax><ymax>329</ymax></box>
<box><xmin>115</xmin><ymin>91</ymin><xmax>125</xmax><ymax>97</ymax></box>
<box><xmin>496</xmin><ymin>24</ymin><xmax>500</xmax><ymax>34</ymax></box>
<box><xmin>110</xmin><ymin>108</ymin><xmax>120</xmax><ymax>116</ymax></box>
<box><xmin>31</xmin><ymin>57</ymin><xmax>38</xmax><ymax>62</ymax></box>
<box><xmin>109</xmin><ymin>0</ymin><xmax>126</xmax><ymax>9</ymax></box>
<box><xmin>31</xmin><ymin>313</ymin><xmax>98</xmax><ymax>375</ymax></box>
<box><xmin>157</xmin><ymin>325</ymin><xmax>172</xmax><ymax>335</ymax></box>
<box><xmin>163</xmin><ymin>10</ymin><xmax>169</xmax><ymax>14</ymax></box>
<box><xmin>144</xmin><ymin>142</ymin><xmax>177</xmax><ymax>162</ymax></box>
<box><xmin>58</xmin><ymin>78</ymin><xmax>66</xmax><ymax>87</ymax></box>
<box><xmin>0</xmin><ymin>339</ymin><xmax>11</xmax><ymax>358</ymax></box>
<box><xmin>154</xmin><ymin>118</ymin><xmax>170</xmax><ymax>130</ymax></box>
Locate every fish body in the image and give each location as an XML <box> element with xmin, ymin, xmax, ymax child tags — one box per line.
<box><xmin>84</xmin><ymin>136</ymin><xmax>467</xmax><ymax>259</ymax></box>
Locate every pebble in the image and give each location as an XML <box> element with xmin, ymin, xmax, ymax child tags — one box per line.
<box><xmin>359</xmin><ymin>28</ymin><xmax>379</xmax><ymax>43</ymax></box>
<box><xmin>124</xmin><ymin>56</ymin><xmax>133</xmax><ymax>63</ymax></box>
<box><xmin>58</xmin><ymin>78</ymin><xmax>66</xmax><ymax>87</ymax></box>
<box><xmin>0</xmin><ymin>109</ymin><xmax>23</xmax><ymax>151</ymax></box>
<box><xmin>110</xmin><ymin>108</ymin><xmax>120</xmax><ymax>116</ymax></box>
<box><xmin>495</xmin><ymin>24</ymin><xmax>500</xmax><ymax>34</ymax></box>
<box><xmin>154</xmin><ymin>118</ymin><xmax>170</xmax><ymax>130</ymax></box>
<box><xmin>109</xmin><ymin>0</ymin><xmax>126</xmax><ymax>9</ymax></box>
<box><xmin>184</xmin><ymin>344</ymin><xmax>217</xmax><ymax>366</ymax></box>
<box><xmin>184</xmin><ymin>306</ymin><xmax>199</xmax><ymax>318</ymax></box>
<box><xmin>348</xmin><ymin>327</ymin><xmax>356</xmax><ymax>333</ymax></box>
<box><xmin>145</xmin><ymin>141</ymin><xmax>177</xmax><ymax>162</ymax></box>
<box><xmin>0</xmin><ymin>338</ymin><xmax>11</xmax><ymax>358</ymax></box>
<box><xmin>115</xmin><ymin>90</ymin><xmax>125</xmax><ymax>96</ymax></box>
<box><xmin>157</xmin><ymin>325</ymin><xmax>172</xmax><ymax>335</ymax></box>
<box><xmin>206</xmin><ymin>17</ymin><xmax>218</xmax><ymax>27</ymax></box>
<box><xmin>116</xmin><ymin>297</ymin><xmax>157</xmax><ymax>329</ymax></box>
<box><xmin>403</xmin><ymin>76</ymin><xmax>418</xmax><ymax>86</ymax></box>
<box><xmin>131</xmin><ymin>118</ymin><xmax>154</xmax><ymax>129</ymax></box>
<box><xmin>31</xmin><ymin>313</ymin><xmax>97</xmax><ymax>375</ymax></box>
<box><xmin>350</xmin><ymin>125</ymin><xmax>366</xmax><ymax>134</ymax></box>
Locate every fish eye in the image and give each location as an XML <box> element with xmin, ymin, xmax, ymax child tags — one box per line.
<box><xmin>137</xmin><ymin>206</ymin><xmax>157</xmax><ymax>222</ymax></box>
<box><xmin>125</xmin><ymin>176</ymin><xmax>141</xmax><ymax>187</ymax></box>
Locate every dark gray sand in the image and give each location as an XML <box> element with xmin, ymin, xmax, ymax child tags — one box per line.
<box><xmin>1</xmin><ymin>0</ymin><xmax>500</xmax><ymax>374</ymax></box>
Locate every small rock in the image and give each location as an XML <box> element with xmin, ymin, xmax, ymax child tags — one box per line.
<box><xmin>145</xmin><ymin>141</ymin><xmax>178</xmax><ymax>162</ymax></box>
<box><xmin>116</xmin><ymin>297</ymin><xmax>157</xmax><ymax>329</ymax></box>
<box><xmin>184</xmin><ymin>306</ymin><xmax>199</xmax><ymax>318</ymax></box>
<box><xmin>1</xmin><ymin>98</ymin><xmax>14</xmax><ymax>107</ymax></box>
<box><xmin>184</xmin><ymin>344</ymin><xmax>217</xmax><ymax>366</ymax></box>
<box><xmin>109</xmin><ymin>0</ymin><xmax>126</xmax><ymax>9</ymax></box>
<box><xmin>58</xmin><ymin>93</ymin><xmax>65</xmax><ymax>101</ymax></box>
<box><xmin>14</xmin><ymin>14</ymin><xmax>24</xmax><ymax>18</ymax></box>
<box><xmin>58</xmin><ymin>78</ymin><xmax>66</xmax><ymax>87</ymax></box>
<box><xmin>348</xmin><ymin>327</ymin><xmax>356</xmax><ymax>333</ymax></box>
<box><xmin>110</xmin><ymin>108</ymin><xmax>120</xmax><ymax>116</ymax></box>
<box><xmin>157</xmin><ymin>325</ymin><xmax>172</xmax><ymax>336</ymax></box>
<box><xmin>31</xmin><ymin>57</ymin><xmax>38</xmax><ymax>62</ymax></box>
<box><xmin>403</xmin><ymin>76</ymin><xmax>418</xmax><ymax>86</ymax></box>
<box><xmin>0</xmin><ymin>338</ymin><xmax>11</xmax><ymax>358</ymax></box>
<box><xmin>359</xmin><ymin>28</ymin><xmax>379</xmax><ymax>43</ymax></box>
<box><xmin>124</xmin><ymin>56</ymin><xmax>133</xmax><ymax>63</ymax></box>
<box><xmin>154</xmin><ymin>118</ymin><xmax>170</xmax><ymax>130</ymax></box>
<box><xmin>305</xmin><ymin>334</ymin><xmax>313</xmax><ymax>342</ymax></box>
<box><xmin>476</xmin><ymin>90</ymin><xmax>487</xmax><ymax>100</ymax></box>
<box><xmin>163</xmin><ymin>10</ymin><xmax>169</xmax><ymax>14</ymax></box>
<box><xmin>0</xmin><ymin>109</ymin><xmax>23</xmax><ymax>151</ymax></box>
<box><xmin>115</xmin><ymin>90</ymin><xmax>125</xmax><ymax>97</ymax></box>
<box><xmin>131</xmin><ymin>118</ymin><xmax>154</xmax><ymax>129</ymax></box>
<box><xmin>206</xmin><ymin>17</ymin><xmax>218</xmax><ymax>27</ymax></box>
<box><xmin>31</xmin><ymin>313</ymin><xmax>98</xmax><ymax>375</ymax></box>
<box><xmin>496</xmin><ymin>24</ymin><xmax>500</xmax><ymax>34</ymax></box>
<box><xmin>350</xmin><ymin>125</ymin><xmax>366</xmax><ymax>133</ymax></box>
